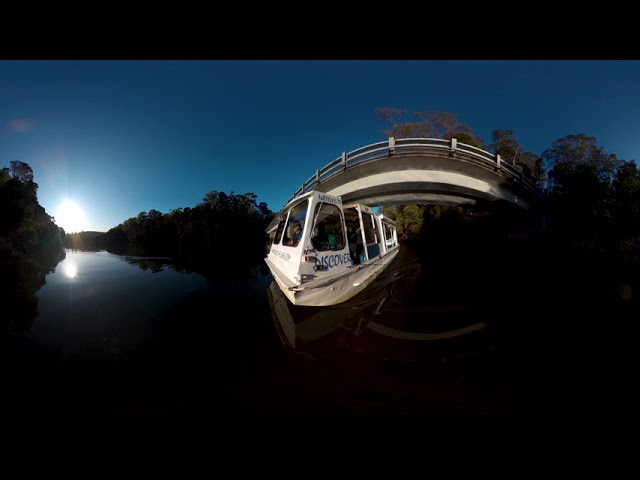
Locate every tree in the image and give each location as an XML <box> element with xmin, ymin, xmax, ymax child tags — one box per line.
<box><xmin>541</xmin><ymin>134</ymin><xmax>621</xmax><ymax>239</ymax></box>
<box><xmin>397</xmin><ymin>204</ymin><xmax>425</xmax><ymax>241</ymax></box>
<box><xmin>490</xmin><ymin>129</ymin><xmax>520</xmax><ymax>165</ymax></box>
<box><xmin>542</xmin><ymin>134</ymin><xmax>619</xmax><ymax>193</ymax></box>
<box><xmin>610</xmin><ymin>160</ymin><xmax>640</xmax><ymax>235</ymax></box>
<box><xmin>0</xmin><ymin>160</ymin><xmax>63</xmax><ymax>258</ymax></box>
<box><xmin>0</xmin><ymin>167</ymin><xmax>9</xmax><ymax>186</ymax></box>
<box><xmin>10</xmin><ymin>160</ymin><xmax>34</xmax><ymax>185</ymax></box>
<box><xmin>488</xmin><ymin>129</ymin><xmax>547</xmax><ymax>190</ymax></box>
<box><xmin>378</xmin><ymin>205</ymin><xmax>398</xmax><ymax>222</ymax></box>
<box><xmin>375</xmin><ymin>109</ymin><xmax>486</xmax><ymax>148</ymax></box>
<box><xmin>519</xmin><ymin>151</ymin><xmax>547</xmax><ymax>190</ymax></box>
<box><xmin>201</xmin><ymin>190</ymin><xmax>227</xmax><ymax>209</ymax></box>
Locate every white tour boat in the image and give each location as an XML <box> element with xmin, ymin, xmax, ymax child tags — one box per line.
<box><xmin>265</xmin><ymin>190</ymin><xmax>400</xmax><ymax>307</ymax></box>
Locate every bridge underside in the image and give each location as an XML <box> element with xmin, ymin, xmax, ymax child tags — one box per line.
<box><xmin>313</xmin><ymin>155</ymin><xmax>533</xmax><ymax>211</ymax></box>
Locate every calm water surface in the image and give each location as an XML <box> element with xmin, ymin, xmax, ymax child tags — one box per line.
<box><xmin>30</xmin><ymin>250</ymin><xmax>233</xmax><ymax>356</ymax></box>
<box><xmin>3</xmin><ymin>243</ymin><xmax>640</xmax><ymax>420</ymax></box>
<box><xmin>25</xmin><ymin>247</ymin><xmax>495</xmax><ymax>359</ymax></box>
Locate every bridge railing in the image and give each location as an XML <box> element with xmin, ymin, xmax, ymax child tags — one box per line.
<box><xmin>288</xmin><ymin>137</ymin><xmax>536</xmax><ymax>204</ymax></box>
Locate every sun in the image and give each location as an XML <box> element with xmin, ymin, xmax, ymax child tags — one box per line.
<box><xmin>55</xmin><ymin>200</ymin><xmax>87</xmax><ymax>233</ymax></box>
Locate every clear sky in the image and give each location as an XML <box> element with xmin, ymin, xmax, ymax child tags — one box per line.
<box><xmin>2</xmin><ymin>60</ymin><xmax>639</xmax><ymax>233</ymax></box>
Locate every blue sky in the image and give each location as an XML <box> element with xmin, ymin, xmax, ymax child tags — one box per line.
<box><xmin>1</xmin><ymin>60</ymin><xmax>639</xmax><ymax>232</ymax></box>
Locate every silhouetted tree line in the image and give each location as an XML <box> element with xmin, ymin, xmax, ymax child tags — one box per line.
<box><xmin>0</xmin><ymin>160</ymin><xmax>65</xmax><ymax>261</ymax></box>
<box><xmin>66</xmin><ymin>191</ymin><xmax>276</xmax><ymax>271</ymax></box>
<box><xmin>376</xmin><ymin>109</ymin><xmax>640</xmax><ymax>261</ymax></box>
<box><xmin>1</xmin><ymin>160</ymin><xmax>66</xmax><ymax>332</ymax></box>
<box><xmin>5</xmin><ymin>108</ymin><xmax>640</xmax><ymax>271</ymax></box>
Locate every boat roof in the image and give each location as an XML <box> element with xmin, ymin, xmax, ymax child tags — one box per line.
<box><xmin>265</xmin><ymin>190</ymin><xmax>395</xmax><ymax>231</ymax></box>
<box><xmin>266</xmin><ymin>191</ymin><xmax>316</xmax><ymax>233</ymax></box>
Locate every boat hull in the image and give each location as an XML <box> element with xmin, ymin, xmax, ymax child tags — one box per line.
<box><xmin>270</xmin><ymin>248</ymin><xmax>399</xmax><ymax>307</ymax></box>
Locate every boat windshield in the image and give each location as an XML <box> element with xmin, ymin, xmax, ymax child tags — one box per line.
<box><xmin>274</xmin><ymin>201</ymin><xmax>308</xmax><ymax>248</ymax></box>
<box><xmin>310</xmin><ymin>202</ymin><xmax>345</xmax><ymax>251</ymax></box>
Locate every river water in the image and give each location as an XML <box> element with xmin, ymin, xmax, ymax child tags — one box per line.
<box><xmin>2</xmin><ymin>241</ymin><xmax>640</xmax><ymax>420</ymax></box>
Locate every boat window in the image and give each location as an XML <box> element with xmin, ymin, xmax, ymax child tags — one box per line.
<box><xmin>362</xmin><ymin>212</ymin><xmax>377</xmax><ymax>245</ymax></box>
<box><xmin>343</xmin><ymin>207</ymin><xmax>363</xmax><ymax>263</ymax></box>
<box><xmin>310</xmin><ymin>203</ymin><xmax>345</xmax><ymax>251</ymax></box>
<box><xmin>273</xmin><ymin>218</ymin><xmax>287</xmax><ymax>246</ymax></box>
<box><xmin>283</xmin><ymin>201</ymin><xmax>308</xmax><ymax>247</ymax></box>
<box><xmin>382</xmin><ymin>221</ymin><xmax>396</xmax><ymax>248</ymax></box>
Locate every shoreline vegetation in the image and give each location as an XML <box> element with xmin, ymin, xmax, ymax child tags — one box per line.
<box><xmin>4</xmin><ymin>119</ymin><xmax>640</xmax><ymax>331</ymax></box>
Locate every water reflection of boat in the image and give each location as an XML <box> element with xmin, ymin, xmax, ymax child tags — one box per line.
<box><xmin>267</xmin><ymin>279</ymin><xmax>391</xmax><ymax>350</ymax></box>
<box><xmin>267</xmin><ymin>246</ymin><xmax>495</xmax><ymax>359</ymax></box>
<box><xmin>264</xmin><ymin>191</ymin><xmax>399</xmax><ymax>307</ymax></box>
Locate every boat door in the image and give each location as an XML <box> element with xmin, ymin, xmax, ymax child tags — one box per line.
<box><xmin>343</xmin><ymin>204</ymin><xmax>382</xmax><ymax>264</ymax></box>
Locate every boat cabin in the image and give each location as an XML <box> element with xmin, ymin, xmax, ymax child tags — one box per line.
<box><xmin>265</xmin><ymin>191</ymin><xmax>398</xmax><ymax>298</ymax></box>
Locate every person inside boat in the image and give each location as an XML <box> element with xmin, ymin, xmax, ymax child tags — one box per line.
<box><xmin>348</xmin><ymin>226</ymin><xmax>363</xmax><ymax>264</ymax></box>
<box><xmin>312</xmin><ymin>222</ymin><xmax>325</xmax><ymax>248</ymax></box>
<box><xmin>287</xmin><ymin>221</ymin><xmax>303</xmax><ymax>246</ymax></box>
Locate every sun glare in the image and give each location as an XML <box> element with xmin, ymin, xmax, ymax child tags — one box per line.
<box><xmin>64</xmin><ymin>263</ymin><xmax>77</xmax><ymax>278</ymax></box>
<box><xmin>55</xmin><ymin>200</ymin><xmax>87</xmax><ymax>233</ymax></box>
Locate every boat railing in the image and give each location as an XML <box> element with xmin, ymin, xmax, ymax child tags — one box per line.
<box><xmin>288</xmin><ymin>137</ymin><xmax>536</xmax><ymax>204</ymax></box>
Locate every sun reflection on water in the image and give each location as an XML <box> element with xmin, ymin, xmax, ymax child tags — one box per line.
<box><xmin>64</xmin><ymin>262</ymin><xmax>77</xmax><ymax>278</ymax></box>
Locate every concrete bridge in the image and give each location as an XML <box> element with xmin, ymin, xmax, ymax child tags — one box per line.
<box><xmin>286</xmin><ymin>137</ymin><xmax>538</xmax><ymax>212</ymax></box>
